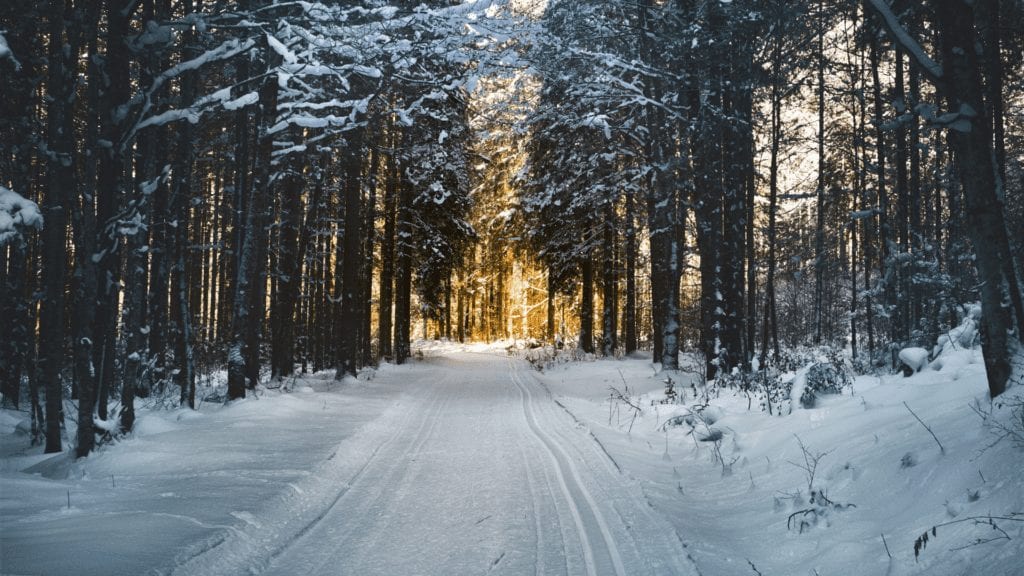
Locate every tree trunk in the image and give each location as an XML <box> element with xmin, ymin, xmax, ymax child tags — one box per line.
<box><xmin>601</xmin><ymin>203</ymin><xmax>617</xmax><ymax>357</ymax></box>
<box><xmin>933</xmin><ymin>0</ymin><xmax>1018</xmax><ymax>397</ymax></box>
<box><xmin>270</xmin><ymin>152</ymin><xmax>304</xmax><ymax>380</ymax></box>
<box><xmin>72</xmin><ymin>0</ymin><xmax>104</xmax><ymax>457</ymax></box>
<box><xmin>361</xmin><ymin>145</ymin><xmax>378</xmax><ymax>366</ymax></box>
<box><xmin>40</xmin><ymin>0</ymin><xmax>76</xmax><ymax>453</ymax></box>
<box><xmin>814</xmin><ymin>0</ymin><xmax>827</xmax><ymax>345</ymax></box>
<box><xmin>869</xmin><ymin>32</ymin><xmax>893</xmax><ymax>363</ymax></box>
<box><xmin>580</xmin><ymin>250</ymin><xmax>595</xmax><ymax>354</ymax></box>
<box><xmin>624</xmin><ymin>190</ymin><xmax>638</xmax><ymax>354</ymax></box>
<box><xmin>228</xmin><ymin>38</ymin><xmax>278</xmax><ymax>397</ymax></box>
<box><xmin>379</xmin><ymin>137</ymin><xmax>397</xmax><ymax>360</ymax></box>
<box><xmin>393</xmin><ymin>164</ymin><xmax>413</xmax><ymax>364</ymax></box>
<box><xmin>171</xmin><ymin>0</ymin><xmax>198</xmax><ymax>407</ymax></box>
<box><xmin>760</xmin><ymin>41</ymin><xmax>783</xmax><ymax>367</ymax></box>
<box><xmin>337</xmin><ymin>130</ymin><xmax>365</xmax><ymax>378</ymax></box>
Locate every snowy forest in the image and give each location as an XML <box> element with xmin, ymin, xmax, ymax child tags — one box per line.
<box><xmin>2</xmin><ymin>0</ymin><xmax>1024</xmax><ymax>574</ymax></box>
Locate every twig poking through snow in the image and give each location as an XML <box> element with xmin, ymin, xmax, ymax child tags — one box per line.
<box><xmin>903</xmin><ymin>401</ymin><xmax>945</xmax><ymax>455</ymax></box>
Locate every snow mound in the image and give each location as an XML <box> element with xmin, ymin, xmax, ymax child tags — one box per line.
<box><xmin>899</xmin><ymin>347</ymin><xmax>930</xmax><ymax>374</ymax></box>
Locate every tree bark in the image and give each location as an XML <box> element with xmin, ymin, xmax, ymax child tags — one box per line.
<box><xmin>40</xmin><ymin>0</ymin><xmax>77</xmax><ymax>453</ymax></box>
<box><xmin>580</xmin><ymin>250</ymin><xmax>595</xmax><ymax>354</ymax></box>
<box><xmin>337</xmin><ymin>129</ymin><xmax>365</xmax><ymax>378</ymax></box>
<box><xmin>624</xmin><ymin>190</ymin><xmax>638</xmax><ymax>354</ymax></box>
<box><xmin>601</xmin><ymin>203</ymin><xmax>617</xmax><ymax>357</ymax></box>
<box><xmin>379</xmin><ymin>134</ymin><xmax>397</xmax><ymax>360</ymax></box>
<box><xmin>933</xmin><ymin>0</ymin><xmax>1017</xmax><ymax>397</ymax></box>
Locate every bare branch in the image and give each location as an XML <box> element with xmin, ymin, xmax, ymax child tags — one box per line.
<box><xmin>904</xmin><ymin>401</ymin><xmax>946</xmax><ymax>455</ymax></box>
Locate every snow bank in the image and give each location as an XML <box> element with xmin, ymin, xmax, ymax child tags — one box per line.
<box><xmin>0</xmin><ymin>371</ymin><xmax>399</xmax><ymax>575</ymax></box>
<box><xmin>538</xmin><ymin>347</ymin><xmax>1024</xmax><ymax>576</ymax></box>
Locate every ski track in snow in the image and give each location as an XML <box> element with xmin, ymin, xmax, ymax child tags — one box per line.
<box><xmin>168</xmin><ymin>352</ymin><xmax>698</xmax><ymax>576</ymax></box>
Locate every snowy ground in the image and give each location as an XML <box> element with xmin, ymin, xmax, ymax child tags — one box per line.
<box><xmin>1</xmin><ymin>340</ymin><xmax>1022</xmax><ymax>576</ymax></box>
<box><xmin>535</xmin><ymin>347</ymin><xmax>1024</xmax><ymax>576</ymax></box>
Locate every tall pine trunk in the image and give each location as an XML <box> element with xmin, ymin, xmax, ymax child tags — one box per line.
<box><xmin>40</xmin><ymin>0</ymin><xmax>77</xmax><ymax>453</ymax></box>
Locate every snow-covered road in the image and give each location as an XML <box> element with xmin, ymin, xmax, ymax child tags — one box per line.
<box><xmin>6</xmin><ymin>341</ymin><xmax>1022</xmax><ymax>576</ymax></box>
<box><xmin>176</xmin><ymin>352</ymin><xmax>697</xmax><ymax>576</ymax></box>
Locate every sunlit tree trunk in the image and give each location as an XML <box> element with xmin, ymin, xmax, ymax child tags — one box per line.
<box><xmin>379</xmin><ymin>134</ymin><xmax>397</xmax><ymax>360</ymax></box>
<box><xmin>361</xmin><ymin>146</ymin><xmax>378</xmax><ymax>366</ymax></box>
<box><xmin>580</xmin><ymin>248</ymin><xmax>595</xmax><ymax>354</ymax></box>
<box><xmin>624</xmin><ymin>190</ymin><xmax>638</xmax><ymax>354</ymax></box>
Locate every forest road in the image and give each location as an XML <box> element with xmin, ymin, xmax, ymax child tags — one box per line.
<box><xmin>244</xmin><ymin>351</ymin><xmax>699</xmax><ymax>576</ymax></box>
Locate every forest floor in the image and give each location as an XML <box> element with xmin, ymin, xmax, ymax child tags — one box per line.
<box><xmin>1</xmin><ymin>340</ymin><xmax>1023</xmax><ymax>576</ymax></box>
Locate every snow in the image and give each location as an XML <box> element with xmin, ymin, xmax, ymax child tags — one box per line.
<box><xmin>899</xmin><ymin>347</ymin><xmax>930</xmax><ymax>373</ymax></box>
<box><xmin>864</xmin><ymin>0</ymin><xmax>943</xmax><ymax>82</ymax></box>
<box><xmin>535</xmin><ymin>344</ymin><xmax>1024</xmax><ymax>576</ymax></box>
<box><xmin>0</xmin><ymin>31</ymin><xmax>21</xmax><ymax>70</ymax></box>
<box><xmin>0</xmin><ymin>185</ymin><xmax>43</xmax><ymax>246</ymax></box>
<box><xmin>266</xmin><ymin>33</ymin><xmax>299</xmax><ymax>65</ymax></box>
<box><xmin>2</xmin><ymin>337</ymin><xmax>1021</xmax><ymax>576</ymax></box>
<box><xmin>222</xmin><ymin>91</ymin><xmax>259</xmax><ymax>111</ymax></box>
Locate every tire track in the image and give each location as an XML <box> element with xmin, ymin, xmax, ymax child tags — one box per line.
<box><xmin>508</xmin><ymin>356</ymin><xmax>627</xmax><ymax>576</ymax></box>
<box><xmin>513</xmin><ymin>358</ymin><xmax>702</xmax><ymax>576</ymax></box>
<box><xmin>505</xmin><ymin>369</ymin><xmax>572</xmax><ymax>576</ymax></box>
<box><xmin>170</xmin><ymin>370</ymin><xmax>451</xmax><ymax>576</ymax></box>
<box><xmin>281</xmin><ymin>373</ymin><xmax>456</xmax><ymax>575</ymax></box>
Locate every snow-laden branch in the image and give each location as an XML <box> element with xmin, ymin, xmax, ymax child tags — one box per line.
<box><xmin>0</xmin><ymin>32</ymin><xmax>22</xmax><ymax>71</ymax></box>
<box><xmin>862</xmin><ymin>0</ymin><xmax>943</xmax><ymax>85</ymax></box>
<box><xmin>0</xmin><ymin>185</ymin><xmax>43</xmax><ymax>246</ymax></box>
<box><xmin>123</xmin><ymin>37</ymin><xmax>257</xmax><ymax>145</ymax></box>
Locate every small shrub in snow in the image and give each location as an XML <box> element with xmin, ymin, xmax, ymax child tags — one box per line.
<box><xmin>607</xmin><ymin>385</ymin><xmax>643</xmax><ymax>432</ymax></box>
<box><xmin>783</xmin><ymin>437</ymin><xmax>855</xmax><ymax>533</ymax></box>
<box><xmin>662</xmin><ymin>377</ymin><xmax>678</xmax><ymax>404</ymax></box>
<box><xmin>900</xmin><ymin>451</ymin><xmax>918</xmax><ymax>469</ymax></box>
<box><xmin>973</xmin><ymin>391</ymin><xmax>1024</xmax><ymax>453</ymax></box>
<box><xmin>753</xmin><ymin>368</ymin><xmax>791</xmax><ymax>416</ymax></box>
<box><xmin>798</xmin><ymin>353</ymin><xmax>853</xmax><ymax>409</ymax></box>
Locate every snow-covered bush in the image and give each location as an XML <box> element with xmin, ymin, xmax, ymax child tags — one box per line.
<box><xmin>798</xmin><ymin>360</ymin><xmax>853</xmax><ymax>409</ymax></box>
<box><xmin>521</xmin><ymin>343</ymin><xmax>594</xmax><ymax>372</ymax></box>
<box><xmin>752</xmin><ymin>346</ymin><xmax>853</xmax><ymax>414</ymax></box>
<box><xmin>752</xmin><ymin>367</ymin><xmax>791</xmax><ymax>416</ymax></box>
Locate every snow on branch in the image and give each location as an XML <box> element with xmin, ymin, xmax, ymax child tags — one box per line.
<box><xmin>0</xmin><ymin>32</ymin><xmax>22</xmax><ymax>71</ymax></box>
<box><xmin>124</xmin><ymin>37</ymin><xmax>256</xmax><ymax>143</ymax></box>
<box><xmin>0</xmin><ymin>185</ymin><xmax>43</xmax><ymax>246</ymax></box>
<box><xmin>862</xmin><ymin>0</ymin><xmax>943</xmax><ymax>85</ymax></box>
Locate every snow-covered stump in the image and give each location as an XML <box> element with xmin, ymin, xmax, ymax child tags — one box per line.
<box><xmin>898</xmin><ymin>347</ymin><xmax>930</xmax><ymax>377</ymax></box>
